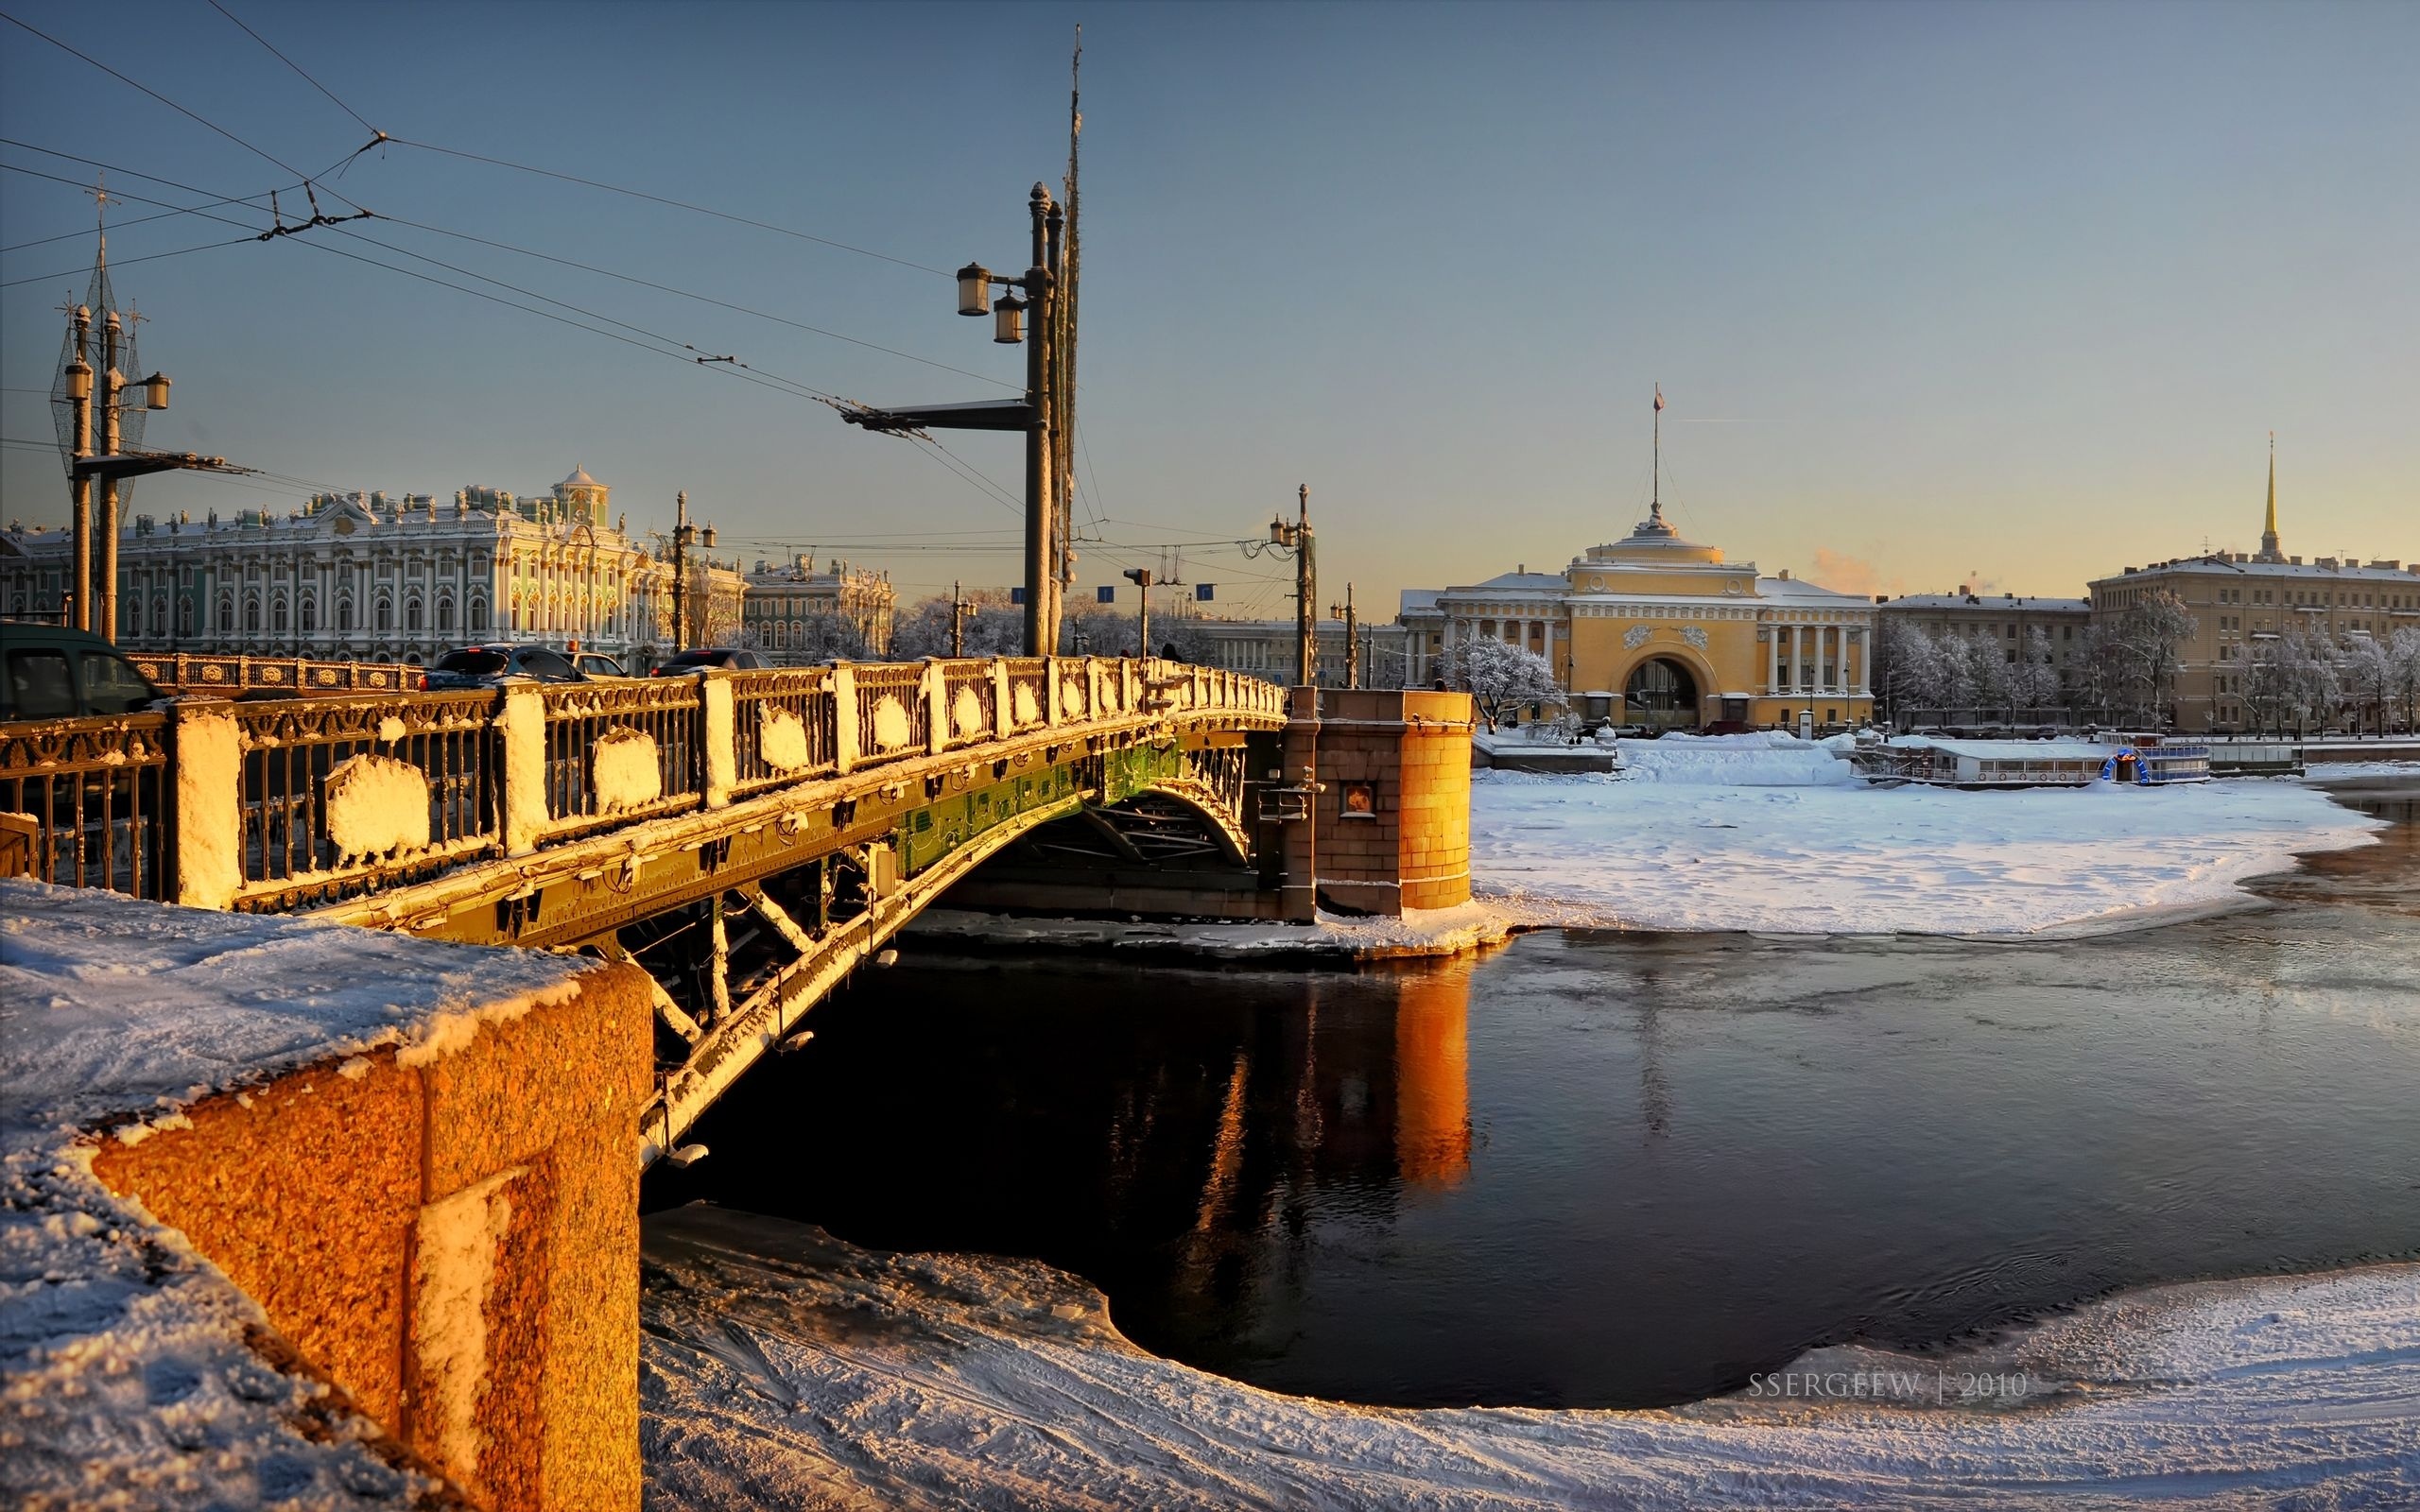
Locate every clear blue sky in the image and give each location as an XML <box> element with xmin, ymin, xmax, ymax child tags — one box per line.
<box><xmin>4</xmin><ymin>1</ymin><xmax>2413</xmax><ymax>618</ymax></box>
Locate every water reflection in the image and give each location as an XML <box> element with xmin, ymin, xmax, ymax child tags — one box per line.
<box><xmin>648</xmin><ymin>782</ymin><xmax>2420</xmax><ymax>1409</ymax></box>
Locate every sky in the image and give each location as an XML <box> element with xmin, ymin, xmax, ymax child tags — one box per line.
<box><xmin>3</xmin><ymin>1</ymin><xmax>2414</xmax><ymax>621</ymax></box>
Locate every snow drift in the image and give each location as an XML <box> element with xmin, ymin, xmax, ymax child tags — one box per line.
<box><xmin>639</xmin><ymin>1205</ymin><xmax>2420</xmax><ymax>1511</ymax></box>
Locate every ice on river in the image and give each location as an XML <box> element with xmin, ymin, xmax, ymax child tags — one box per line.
<box><xmin>1470</xmin><ymin>750</ymin><xmax>2383</xmax><ymax>935</ymax></box>
<box><xmin>639</xmin><ymin>1205</ymin><xmax>2420</xmax><ymax>1512</ymax></box>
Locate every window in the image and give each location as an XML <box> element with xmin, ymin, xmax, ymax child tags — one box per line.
<box><xmin>337</xmin><ymin>599</ymin><xmax>354</xmax><ymax>632</ymax></box>
<box><xmin>519</xmin><ymin>648</ymin><xmax>578</xmax><ymax>680</ymax></box>
<box><xmin>469</xmin><ymin>599</ymin><xmax>489</xmax><ymax>633</ymax></box>
<box><xmin>300</xmin><ymin>597</ymin><xmax>317</xmax><ymax>634</ymax></box>
<box><xmin>376</xmin><ymin>599</ymin><xmax>393</xmax><ymax>634</ymax></box>
<box><xmin>80</xmin><ymin>652</ymin><xmax>156</xmax><ymax>714</ymax></box>
<box><xmin>6</xmin><ymin>650</ymin><xmax>75</xmax><ymax>718</ymax></box>
<box><xmin>406</xmin><ymin>597</ymin><xmax>424</xmax><ymax>634</ymax></box>
<box><xmin>438</xmin><ymin>598</ymin><xmax>455</xmax><ymax>635</ymax></box>
<box><xmin>272</xmin><ymin>597</ymin><xmax>289</xmax><ymax>634</ymax></box>
<box><xmin>245</xmin><ymin>597</ymin><xmax>261</xmax><ymax>634</ymax></box>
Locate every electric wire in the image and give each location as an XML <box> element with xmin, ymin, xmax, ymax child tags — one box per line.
<box><xmin>201</xmin><ymin>0</ymin><xmax>379</xmax><ymax>136</ymax></box>
<box><xmin>0</xmin><ymin>11</ymin><xmax>365</xmax><ymax>212</ymax></box>
<box><xmin>380</xmin><ymin>136</ymin><xmax>947</xmax><ymax>278</ymax></box>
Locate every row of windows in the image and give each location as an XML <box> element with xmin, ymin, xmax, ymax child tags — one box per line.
<box><xmin>2211</xmin><ymin>585</ymin><xmax>2412</xmax><ymax>609</ymax></box>
<box><xmin>203</xmin><ymin>594</ymin><xmax>490</xmax><ymax>637</ymax></box>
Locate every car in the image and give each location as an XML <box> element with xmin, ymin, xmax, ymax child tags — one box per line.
<box><xmin>649</xmin><ymin>647</ymin><xmax>769</xmax><ymax>676</ymax></box>
<box><xmin>572</xmin><ymin>651</ymin><xmax>631</xmax><ymax>679</ymax></box>
<box><xmin>424</xmin><ymin>644</ymin><xmax>589</xmax><ymax>689</ymax></box>
<box><xmin>0</xmin><ymin>624</ymin><xmax>164</xmax><ymax>720</ymax></box>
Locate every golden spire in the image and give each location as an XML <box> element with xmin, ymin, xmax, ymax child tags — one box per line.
<box><xmin>2257</xmin><ymin>431</ymin><xmax>2282</xmax><ymax>561</ymax></box>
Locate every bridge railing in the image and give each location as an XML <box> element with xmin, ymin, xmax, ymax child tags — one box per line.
<box><xmin>0</xmin><ymin>711</ymin><xmax>171</xmax><ymax>900</ymax></box>
<box><xmin>731</xmin><ymin>667</ymin><xmax>839</xmax><ymax>797</ymax></box>
<box><xmin>537</xmin><ymin>679</ymin><xmax>705</xmax><ymax>843</ymax></box>
<box><xmin>233</xmin><ymin>690</ymin><xmax>501</xmax><ymax>909</ymax></box>
<box><xmin>126</xmin><ymin>651</ymin><xmax>424</xmax><ymax>696</ymax></box>
<box><xmin>1</xmin><ymin>657</ymin><xmax>1285</xmax><ymax>910</ymax></box>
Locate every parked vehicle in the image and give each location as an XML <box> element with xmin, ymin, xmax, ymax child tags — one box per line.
<box><xmin>425</xmin><ymin>644</ymin><xmax>589</xmax><ymax>689</ymax></box>
<box><xmin>572</xmin><ymin>651</ymin><xmax>631</xmax><ymax>679</ymax></box>
<box><xmin>649</xmin><ymin>647</ymin><xmax>769</xmax><ymax>676</ymax></box>
<box><xmin>0</xmin><ymin>624</ymin><xmax>164</xmax><ymax>720</ymax></box>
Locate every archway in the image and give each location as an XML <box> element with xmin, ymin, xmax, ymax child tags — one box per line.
<box><xmin>1624</xmin><ymin>656</ymin><xmax>1701</xmax><ymax>730</ymax></box>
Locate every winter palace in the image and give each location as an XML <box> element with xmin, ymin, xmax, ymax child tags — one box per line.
<box><xmin>1398</xmin><ymin>498</ymin><xmax>1876</xmax><ymax>730</ymax></box>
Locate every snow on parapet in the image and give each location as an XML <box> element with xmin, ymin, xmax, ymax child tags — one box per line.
<box><xmin>0</xmin><ymin>879</ymin><xmax>593</xmax><ymax>1143</ymax></box>
<box><xmin>0</xmin><ymin>881</ymin><xmax>596</xmax><ymax>1503</ymax></box>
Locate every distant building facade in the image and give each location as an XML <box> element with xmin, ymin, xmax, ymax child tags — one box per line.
<box><xmin>1176</xmin><ymin>617</ymin><xmax>1411</xmax><ymax>689</ymax></box>
<box><xmin>2083</xmin><ymin>453</ymin><xmax>2417</xmax><ymax>730</ymax></box>
<box><xmin>0</xmin><ymin>465</ymin><xmax>744</xmax><ymax>669</ymax></box>
<box><xmin>741</xmin><ymin>555</ymin><xmax>895</xmax><ymax>661</ymax></box>
<box><xmin>1876</xmin><ymin>592</ymin><xmax>2092</xmax><ymax>667</ymax></box>
<box><xmin>1400</xmin><ymin>501</ymin><xmax>1876</xmax><ymax>729</ymax></box>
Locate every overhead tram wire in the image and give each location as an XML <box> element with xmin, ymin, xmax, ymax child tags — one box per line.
<box><xmin>201</xmin><ymin>0</ymin><xmax>379</xmax><ymax>137</ymax></box>
<box><xmin>378</xmin><ymin>137</ymin><xmax>949</xmax><ymax>280</ymax></box>
<box><xmin>0</xmin><ymin>11</ymin><xmax>368</xmax><ymax>215</ymax></box>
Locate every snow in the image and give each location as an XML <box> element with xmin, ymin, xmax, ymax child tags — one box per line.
<box><xmin>321</xmin><ymin>752</ymin><xmax>432</xmax><ymax>862</ymax></box>
<box><xmin>592</xmin><ymin>724</ymin><xmax>664</xmax><ymax>811</ymax></box>
<box><xmin>1614</xmin><ymin>730</ymin><xmax>1858</xmax><ymax>785</ymax></box>
<box><xmin>951</xmin><ymin>685</ymin><xmax>987</xmax><ymax>740</ymax></box>
<box><xmin>906</xmin><ymin>901</ymin><xmax>1512</xmax><ymax>960</ymax></box>
<box><xmin>870</xmin><ymin>694</ymin><xmax>913</xmax><ymax>750</ymax></box>
<box><xmin>639</xmin><ymin>1205</ymin><xmax>2420</xmax><ymax>1512</ymax></box>
<box><xmin>0</xmin><ymin>881</ymin><xmax>597</xmax><ymax>1504</ymax></box>
<box><xmin>1470</xmin><ymin>759</ymin><xmax>2385</xmax><ymax>936</ymax></box>
<box><xmin>413</xmin><ymin>1167</ymin><xmax>520</xmax><ymax>1483</ymax></box>
<box><xmin>756</xmin><ymin>706</ymin><xmax>812</xmax><ymax>771</ymax></box>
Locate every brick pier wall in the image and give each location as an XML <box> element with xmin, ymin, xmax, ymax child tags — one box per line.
<box><xmin>91</xmin><ymin>965</ymin><xmax>653</xmax><ymax>1511</ymax></box>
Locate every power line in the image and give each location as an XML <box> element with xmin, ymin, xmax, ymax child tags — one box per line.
<box><xmin>0</xmin><ymin>232</ymin><xmax>258</xmax><ymax>289</ymax></box>
<box><xmin>202</xmin><ymin>0</ymin><xmax>379</xmax><ymax>136</ymax></box>
<box><xmin>363</xmin><ymin>214</ymin><xmax>1018</xmax><ymax>390</ymax></box>
<box><xmin>382</xmin><ymin>136</ymin><xmax>947</xmax><ymax>279</ymax></box>
<box><xmin>0</xmin><ymin>10</ymin><xmax>364</xmax><ymax>212</ymax></box>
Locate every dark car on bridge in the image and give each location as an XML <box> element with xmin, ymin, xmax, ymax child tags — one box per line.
<box><xmin>0</xmin><ymin>624</ymin><xmax>164</xmax><ymax>721</ymax></box>
<box><xmin>649</xmin><ymin>647</ymin><xmax>769</xmax><ymax>676</ymax></box>
<box><xmin>425</xmin><ymin>644</ymin><xmax>589</xmax><ymax>689</ymax></box>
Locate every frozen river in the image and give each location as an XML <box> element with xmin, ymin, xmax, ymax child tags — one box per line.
<box><xmin>647</xmin><ymin>779</ymin><xmax>2420</xmax><ymax>1410</ymax></box>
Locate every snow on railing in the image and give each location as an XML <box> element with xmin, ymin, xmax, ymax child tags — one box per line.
<box><xmin>1</xmin><ymin>657</ymin><xmax>1283</xmax><ymax>910</ymax></box>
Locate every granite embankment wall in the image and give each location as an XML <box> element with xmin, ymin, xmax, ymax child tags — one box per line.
<box><xmin>90</xmin><ymin>965</ymin><xmax>652</xmax><ymax>1511</ymax></box>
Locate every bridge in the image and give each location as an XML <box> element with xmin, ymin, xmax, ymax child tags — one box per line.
<box><xmin>0</xmin><ymin>657</ymin><xmax>1296</xmax><ymax>1160</ymax></box>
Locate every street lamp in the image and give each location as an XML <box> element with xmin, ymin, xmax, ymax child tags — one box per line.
<box><xmin>992</xmin><ymin>290</ymin><xmax>1026</xmax><ymax>345</ymax></box>
<box><xmin>956</xmin><ymin>263</ymin><xmax>992</xmax><ymax>318</ymax></box>
<box><xmin>63</xmin><ymin>357</ymin><xmax>92</xmax><ymax>402</ymax></box>
<box><xmin>141</xmin><ymin>371</ymin><xmax>170</xmax><ymax>410</ymax></box>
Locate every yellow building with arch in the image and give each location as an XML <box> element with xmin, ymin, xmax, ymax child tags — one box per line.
<box><xmin>1401</xmin><ymin>501</ymin><xmax>1876</xmax><ymax>730</ymax></box>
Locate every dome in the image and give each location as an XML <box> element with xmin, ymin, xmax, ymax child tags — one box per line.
<box><xmin>560</xmin><ymin>464</ymin><xmax>604</xmax><ymax>490</ymax></box>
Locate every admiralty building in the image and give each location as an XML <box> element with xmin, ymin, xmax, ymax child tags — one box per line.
<box><xmin>0</xmin><ymin>466</ymin><xmax>746</xmax><ymax>667</ymax></box>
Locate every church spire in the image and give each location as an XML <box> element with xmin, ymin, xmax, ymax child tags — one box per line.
<box><xmin>2256</xmin><ymin>431</ymin><xmax>2283</xmax><ymax>562</ymax></box>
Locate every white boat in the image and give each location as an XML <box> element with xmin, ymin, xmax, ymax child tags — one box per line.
<box><xmin>1857</xmin><ymin>735</ymin><xmax>2208</xmax><ymax>788</ymax></box>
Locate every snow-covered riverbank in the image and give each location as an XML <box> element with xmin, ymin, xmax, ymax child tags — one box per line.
<box><xmin>1470</xmin><ymin>757</ymin><xmax>2385</xmax><ymax>936</ymax></box>
<box><xmin>639</xmin><ymin>1205</ymin><xmax>2420</xmax><ymax>1511</ymax></box>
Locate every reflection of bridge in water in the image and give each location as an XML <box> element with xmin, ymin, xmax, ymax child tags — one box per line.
<box><xmin>0</xmin><ymin>657</ymin><xmax>1286</xmax><ymax>1158</ymax></box>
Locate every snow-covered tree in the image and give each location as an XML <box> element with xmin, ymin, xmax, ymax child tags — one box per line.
<box><xmin>890</xmin><ymin>592</ymin><xmax>1025</xmax><ymax>660</ymax></box>
<box><xmin>2342</xmin><ymin>634</ymin><xmax>2397</xmax><ymax>735</ymax></box>
<box><xmin>1457</xmin><ymin>635</ymin><xmax>1562</xmax><ymax>730</ymax></box>
<box><xmin>2005</xmin><ymin>626</ymin><xmax>2062</xmax><ymax>713</ymax></box>
<box><xmin>1874</xmin><ymin>620</ymin><xmax>1945</xmax><ymax>725</ymax></box>
<box><xmin>2247</xmin><ymin>628</ymin><xmax>2342</xmax><ymax>733</ymax></box>
<box><xmin>2392</xmin><ymin>627</ymin><xmax>2420</xmax><ymax>733</ymax></box>
<box><xmin>2109</xmin><ymin>589</ymin><xmax>2198</xmax><ymax>726</ymax></box>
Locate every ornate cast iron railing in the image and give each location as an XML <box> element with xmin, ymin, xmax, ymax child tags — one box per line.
<box><xmin>0</xmin><ymin>713</ymin><xmax>169</xmax><ymax>900</ymax></box>
<box><xmin>0</xmin><ymin>657</ymin><xmax>1285</xmax><ymax>911</ymax></box>
<box><xmin>126</xmin><ymin>652</ymin><xmax>424</xmax><ymax>696</ymax></box>
<box><xmin>231</xmin><ymin>691</ymin><xmax>501</xmax><ymax>910</ymax></box>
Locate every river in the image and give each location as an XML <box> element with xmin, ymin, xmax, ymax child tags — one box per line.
<box><xmin>643</xmin><ymin>778</ymin><xmax>2420</xmax><ymax>1410</ymax></box>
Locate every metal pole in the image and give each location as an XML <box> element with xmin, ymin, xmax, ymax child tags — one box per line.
<box><xmin>1138</xmin><ymin>575</ymin><xmax>1150</xmax><ymax>659</ymax></box>
<box><xmin>1345</xmin><ymin>584</ymin><xmax>1359</xmax><ymax>689</ymax></box>
<box><xmin>1294</xmin><ymin>485</ymin><xmax>1315</xmax><ymax>686</ymax></box>
<box><xmin>951</xmin><ymin>580</ymin><xmax>965</xmax><ymax>658</ymax></box>
<box><xmin>96</xmin><ymin>313</ymin><xmax>122</xmax><ymax>644</ymax></box>
<box><xmin>1023</xmin><ymin>185</ymin><xmax>1057</xmax><ymax>656</ymax></box>
<box><xmin>68</xmin><ymin>306</ymin><xmax>92</xmax><ymax>631</ymax></box>
<box><xmin>671</xmin><ymin>490</ymin><xmax>688</xmax><ymax>650</ymax></box>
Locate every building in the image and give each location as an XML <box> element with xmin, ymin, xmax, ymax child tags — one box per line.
<box><xmin>2083</xmin><ymin>449</ymin><xmax>2418</xmax><ymax>730</ymax></box>
<box><xmin>1177</xmin><ymin>616</ymin><xmax>1412</xmax><ymax>689</ymax></box>
<box><xmin>0</xmin><ymin>466</ymin><xmax>745</xmax><ymax>668</ymax></box>
<box><xmin>741</xmin><ymin>555</ymin><xmax>895</xmax><ymax>661</ymax></box>
<box><xmin>1876</xmin><ymin>591</ymin><xmax>2093</xmax><ymax>687</ymax></box>
<box><xmin>1400</xmin><ymin>500</ymin><xmax>1876</xmax><ymax>730</ymax></box>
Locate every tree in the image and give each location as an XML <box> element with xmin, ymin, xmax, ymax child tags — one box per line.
<box><xmin>1456</xmin><ymin>635</ymin><xmax>1562</xmax><ymax>731</ymax></box>
<box><xmin>2252</xmin><ymin>628</ymin><xmax>2342</xmax><ymax>733</ymax></box>
<box><xmin>2392</xmin><ymin>627</ymin><xmax>2420</xmax><ymax>734</ymax></box>
<box><xmin>2006</xmin><ymin>626</ymin><xmax>2062</xmax><ymax>714</ymax></box>
<box><xmin>2342</xmin><ymin>634</ymin><xmax>2396</xmax><ymax>736</ymax></box>
<box><xmin>2110</xmin><ymin>589</ymin><xmax>2197</xmax><ymax>727</ymax></box>
<box><xmin>890</xmin><ymin>591</ymin><xmax>1025</xmax><ymax>660</ymax></box>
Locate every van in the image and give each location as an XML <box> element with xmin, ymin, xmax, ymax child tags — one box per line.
<box><xmin>0</xmin><ymin>624</ymin><xmax>164</xmax><ymax>721</ymax></box>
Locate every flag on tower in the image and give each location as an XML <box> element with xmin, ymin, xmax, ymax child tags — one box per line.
<box><xmin>1654</xmin><ymin>386</ymin><xmax>1665</xmax><ymax>412</ymax></box>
